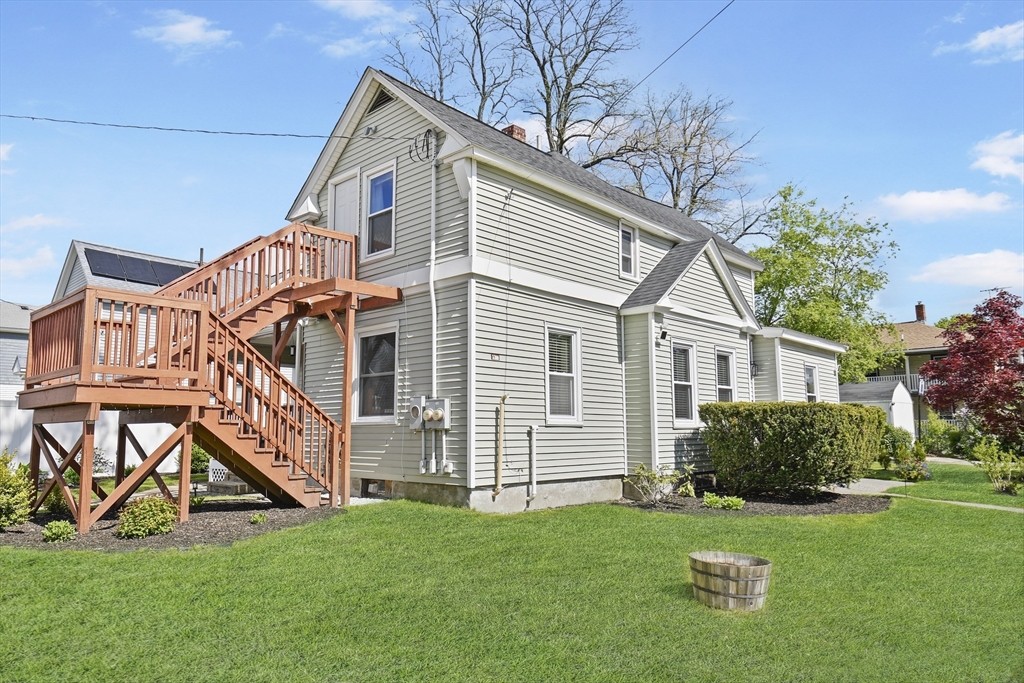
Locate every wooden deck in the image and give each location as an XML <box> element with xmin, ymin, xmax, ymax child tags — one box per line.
<box><xmin>20</xmin><ymin>223</ymin><xmax>400</xmax><ymax>533</ymax></box>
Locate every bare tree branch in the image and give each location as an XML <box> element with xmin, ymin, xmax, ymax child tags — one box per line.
<box><xmin>451</xmin><ymin>0</ymin><xmax>521</xmax><ymax>124</ymax></box>
<box><xmin>382</xmin><ymin>0</ymin><xmax>459</xmax><ymax>102</ymax></box>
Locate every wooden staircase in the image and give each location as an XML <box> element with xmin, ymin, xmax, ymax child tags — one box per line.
<box><xmin>19</xmin><ymin>224</ymin><xmax>401</xmax><ymax>532</ymax></box>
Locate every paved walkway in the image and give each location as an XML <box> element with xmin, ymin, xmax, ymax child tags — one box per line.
<box><xmin>926</xmin><ymin>456</ymin><xmax>975</xmax><ymax>466</ymax></box>
<box><xmin>832</xmin><ymin>477</ymin><xmax>1023</xmax><ymax>513</ymax></box>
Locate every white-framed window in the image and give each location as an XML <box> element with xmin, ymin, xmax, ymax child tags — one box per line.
<box><xmin>672</xmin><ymin>341</ymin><xmax>697</xmax><ymax>425</ymax></box>
<box><xmin>715</xmin><ymin>349</ymin><xmax>735</xmax><ymax>402</ymax></box>
<box><xmin>619</xmin><ymin>222</ymin><xmax>639</xmax><ymax>279</ymax></box>
<box><xmin>328</xmin><ymin>167</ymin><xmax>359</xmax><ymax>234</ymax></box>
<box><xmin>544</xmin><ymin>323</ymin><xmax>583</xmax><ymax>425</ymax></box>
<box><xmin>805</xmin><ymin>365</ymin><xmax>818</xmax><ymax>403</ymax></box>
<box><xmin>353</xmin><ymin>322</ymin><xmax>399</xmax><ymax>423</ymax></box>
<box><xmin>362</xmin><ymin>162</ymin><xmax>396</xmax><ymax>261</ymax></box>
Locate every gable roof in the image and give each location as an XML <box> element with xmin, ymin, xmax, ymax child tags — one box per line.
<box><xmin>288</xmin><ymin>67</ymin><xmax>762</xmax><ymax>271</ymax></box>
<box><xmin>0</xmin><ymin>299</ymin><xmax>38</xmax><ymax>334</ymax></box>
<box><xmin>881</xmin><ymin>320</ymin><xmax>948</xmax><ymax>352</ymax></box>
<box><xmin>839</xmin><ymin>380</ymin><xmax>908</xmax><ymax>403</ymax></box>
<box><xmin>53</xmin><ymin>241</ymin><xmax>198</xmax><ymax>302</ymax></box>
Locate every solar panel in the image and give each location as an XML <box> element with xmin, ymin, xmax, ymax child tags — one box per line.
<box><xmin>120</xmin><ymin>255</ymin><xmax>160</xmax><ymax>286</ymax></box>
<box><xmin>152</xmin><ymin>261</ymin><xmax>185</xmax><ymax>286</ymax></box>
<box><xmin>84</xmin><ymin>248</ymin><xmax>125</xmax><ymax>280</ymax></box>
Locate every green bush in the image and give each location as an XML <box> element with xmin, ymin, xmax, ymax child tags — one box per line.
<box><xmin>919</xmin><ymin>415</ymin><xmax>985</xmax><ymax>459</ymax></box>
<box><xmin>699</xmin><ymin>402</ymin><xmax>886</xmax><ymax>498</ymax></box>
<box><xmin>972</xmin><ymin>439</ymin><xmax>1022</xmax><ymax>495</ymax></box>
<box><xmin>190</xmin><ymin>496</ymin><xmax>206</xmax><ymax>508</ymax></box>
<box><xmin>250</xmin><ymin>512</ymin><xmax>268</xmax><ymax>525</ymax></box>
<box><xmin>45</xmin><ymin>487</ymin><xmax>71</xmax><ymax>516</ymax></box>
<box><xmin>625</xmin><ymin>463</ymin><xmax>680</xmax><ymax>505</ymax></box>
<box><xmin>879</xmin><ymin>425</ymin><xmax>913</xmax><ymax>470</ymax></box>
<box><xmin>177</xmin><ymin>444</ymin><xmax>211</xmax><ymax>475</ymax></box>
<box><xmin>42</xmin><ymin>520</ymin><xmax>76</xmax><ymax>543</ymax></box>
<box><xmin>116</xmin><ymin>498</ymin><xmax>177</xmax><ymax>539</ymax></box>
<box><xmin>124</xmin><ymin>464</ymin><xmax>137</xmax><ymax>477</ymax></box>
<box><xmin>0</xmin><ymin>448</ymin><xmax>32</xmax><ymax>530</ymax></box>
<box><xmin>894</xmin><ymin>442</ymin><xmax>931</xmax><ymax>482</ymax></box>
<box><xmin>64</xmin><ymin>467</ymin><xmax>80</xmax><ymax>487</ymax></box>
<box><xmin>702</xmin><ymin>493</ymin><xmax>745</xmax><ymax>510</ymax></box>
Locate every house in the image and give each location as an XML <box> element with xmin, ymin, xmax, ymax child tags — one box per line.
<box><xmin>1</xmin><ymin>299</ymin><xmax>38</xmax><ymax>459</ymax></box>
<box><xmin>20</xmin><ymin>67</ymin><xmax>846</xmax><ymax>532</ymax></box>
<box><xmin>839</xmin><ymin>380</ymin><xmax>915</xmax><ymax>437</ymax></box>
<box><xmin>870</xmin><ymin>302</ymin><xmax>950</xmax><ymax>433</ymax></box>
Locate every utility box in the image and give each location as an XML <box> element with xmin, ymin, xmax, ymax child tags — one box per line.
<box><xmin>409</xmin><ymin>396</ymin><xmax>426</xmax><ymax>431</ymax></box>
<box><xmin>423</xmin><ymin>397</ymin><xmax>450</xmax><ymax>430</ymax></box>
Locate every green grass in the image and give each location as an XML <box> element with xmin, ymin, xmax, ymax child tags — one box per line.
<box><xmin>886</xmin><ymin>463</ymin><xmax>1024</xmax><ymax>509</ymax></box>
<box><xmin>862</xmin><ymin>462</ymin><xmax>900</xmax><ymax>481</ymax></box>
<box><xmin>1</xmin><ymin>500</ymin><xmax>1021</xmax><ymax>683</ymax></box>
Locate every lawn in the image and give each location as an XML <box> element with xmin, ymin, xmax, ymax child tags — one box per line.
<box><xmin>862</xmin><ymin>462</ymin><xmax>900</xmax><ymax>481</ymax></box>
<box><xmin>1</xmin><ymin>499</ymin><xmax>1021</xmax><ymax>683</ymax></box>
<box><xmin>886</xmin><ymin>463</ymin><xmax>1024</xmax><ymax>509</ymax></box>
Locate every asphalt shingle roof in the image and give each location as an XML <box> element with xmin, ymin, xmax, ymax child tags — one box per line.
<box><xmin>0</xmin><ymin>300</ymin><xmax>37</xmax><ymax>333</ymax></box>
<box><xmin>375</xmin><ymin>71</ymin><xmax>760</xmax><ymax>268</ymax></box>
<box><xmin>839</xmin><ymin>380</ymin><xmax>904</xmax><ymax>403</ymax></box>
<box><xmin>619</xmin><ymin>239</ymin><xmax>711</xmax><ymax>310</ymax></box>
<box><xmin>881</xmin><ymin>321</ymin><xmax>948</xmax><ymax>351</ymax></box>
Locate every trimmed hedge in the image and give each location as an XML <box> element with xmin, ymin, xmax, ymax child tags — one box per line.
<box><xmin>699</xmin><ymin>402</ymin><xmax>887</xmax><ymax>498</ymax></box>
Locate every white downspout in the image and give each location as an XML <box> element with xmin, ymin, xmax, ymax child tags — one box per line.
<box><xmin>430</xmin><ymin>155</ymin><xmax>438</xmax><ymax>399</ymax></box>
<box><xmin>527</xmin><ymin>425</ymin><xmax>538</xmax><ymax>502</ymax></box>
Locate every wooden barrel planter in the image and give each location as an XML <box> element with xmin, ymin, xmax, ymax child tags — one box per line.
<box><xmin>688</xmin><ymin>551</ymin><xmax>772</xmax><ymax>612</ymax></box>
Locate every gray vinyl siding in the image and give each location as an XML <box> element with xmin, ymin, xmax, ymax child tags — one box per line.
<box><xmin>314</xmin><ymin>93</ymin><xmax>468</xmax><ymax>279</ymax></box>
<box><xmin>473</xmin><ymin>281</ymin><xmax>624</xmax><ymax>487</ymax></box>
<box><xmin>64</xmin><ymin>258</ymin><xmax>89</xmax><ymax>297</ymax></box>
<box><xmin>656</xmin><ymin>315</ymin><xmax>751</xmax><ymax>473</ymax></box>
<box><xmin>475</xmin><ymin>165</ymin><xmax>672</xmax><ymax>295</ymax></box>
<box><xmin>751</xmin><ymin>336</ymin><xmax>779</xmax><ymax>401</ymax></box>
<box><xmin>668</xmin><ymin>253</ymin><xmax>741</xmax><ymax>318</ymax></box>
<box><xmin>0</xmin><ymin>332</ymin><xmax>27</xmax><ymax>401</ymax></box>
<box><xmin>639</xmin><ymin>231</ymin><xmax>675</xmax><ymax>280</ymax></box>
<box><xmin>778</xmin><ymin>341</ymin><xmax>841</xmax><ymax>404</ymax></box>
<box><xmin>728</xmin><ymin>265</ymin><xmax>755</xmax><ymax>310</ymax></box>
<box><xmin>300</xmin><ymin>284</ymin><xmax>469</xmax><ymax>484</ymax></box>
<box><xmin>622</xmin><ymin>314</ymin><xmax>652</xmax><ymax>470</ymax></box>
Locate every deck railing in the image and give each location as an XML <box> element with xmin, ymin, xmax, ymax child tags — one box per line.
<box><xmin>156</xmin><ymin>222</ymin><xmax>355</xmax><ymax>323</ymax></box>
<box><xmin>866</xmin><ymin>373</ymin><xmax>933</xmax><ymax>394</ymax></box>
<box><xmin>26</xmin><ymin>288</ymin><xmax>207</xmax><ymax>390</ymax></box>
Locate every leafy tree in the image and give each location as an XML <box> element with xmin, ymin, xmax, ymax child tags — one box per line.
<box><xmin>934</xmin><ymin>314</ymin><xmax>969</xmax><ymax>331</ymax></box>
<box><xmin>751</xmin><ymin>185</ymin><xmax>901</xmax><ymax>382</ymax></box>
<box><xmin>920</xmin><ymin>291</ymin><xmax>1024</xmax><ymax>456</ymax></box>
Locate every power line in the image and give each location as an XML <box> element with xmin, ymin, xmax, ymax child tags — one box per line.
<box><xmin>0</xmin><ymin>114</ymin><xmax>420</xmax><ymax>141</ymax></box>
<box><xmin>609</xmin><ymin>0</ymin><xmax>736</xmax><ymax>112</ymax></box>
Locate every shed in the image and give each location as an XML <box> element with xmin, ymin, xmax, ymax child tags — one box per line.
<box><xmin>839</xmin><ymin>380</ymin><xmax>915</xmax><ymax>437</ymax></box>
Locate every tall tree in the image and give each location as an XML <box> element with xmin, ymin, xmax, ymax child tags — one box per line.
<box><xmin>751</xmin><ymin>185</ymin><xmax>901</xmax><ymax>383</ymax></box>
<box><xmin>920</xmin><ymin>291</ymin><xmax>1024</xmax><ymax>455</ymax></box>
<box><xmin>451</xmin><ymin>0</ymin><xmax>520</xmax><ymax>123</ymax></box>
<box><xmin>382</xmin><ymin>0</ymin><xmax>458</xmax><ymax>102</ymax></box>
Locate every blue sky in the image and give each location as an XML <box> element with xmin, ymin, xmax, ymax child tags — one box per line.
<box><xmin>1</xmin><ymin>0</ymin><xmax>1021</xmax><ymax>324</ymax></box>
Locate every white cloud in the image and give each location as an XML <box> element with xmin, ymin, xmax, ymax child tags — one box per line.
<box><xmin>910</xmin><ymin>249</ymin><xmax>1024</xmax><ymax>288</ymax></box>
<box><xmin>934</xmin><ymin>20</ymin><xmax>1024</xmax><ymax>64</ymax></box>
<box><xmin>316</xmin><ymin>0</ymin><xmax>409</xmax><ymax>22</ymax></box>
<box><xmin>971</xmin><ymin>130</ymin><xmax>1024</xmax><ymax>183</ymax></box>
<box><xmin>877</xmin><ymin>188</ymin><xmax>1011</xmax><ymax>222</ymax></box>
<box><xmin>0</xmin><ymin>245</ymin><xmax>56</xmax><ymax>279</ymax></box>
<box><xmin>315</xmin><ymin>0</ymin><xmax>413</xmax><ymax>58</ymax></box>
<box><xmin>0</xmin><ymin>214</ymin><xmax>67</xmax><ymax>234</ymax></box>
<box><xmin>0</xmin><ymin>144</ymin><xmax>11</xmax><ymax>162</ymax></box>
<box><xmin>323</xmin><ymin>36</ymin><xmax>382</xmax><ymax>58</ymax></box>
<box><xmin>135</xmin><ymin>10</ymin><xmax>238</xmax><ymax>60</ymax></box>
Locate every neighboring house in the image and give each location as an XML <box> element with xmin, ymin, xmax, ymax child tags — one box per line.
<box><xmin>0</xmin><ymin>299</ymin><xmax>38</xmax><ymax>458</ymax></box>
<box><xmin>870</xmin><ymin>302</ymin><xmax>949</xmax><ymax>433</ymax></box>
<box><xmin>839</xmin><ymin>380</ymin><xmax>915</xmax><ymax>437</ymax></box>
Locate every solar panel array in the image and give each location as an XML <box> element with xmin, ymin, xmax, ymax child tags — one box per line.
<box><xmin>83</xmin><ymin>248</ymin><xmax>195</xmax><ymax>287</ymax></box>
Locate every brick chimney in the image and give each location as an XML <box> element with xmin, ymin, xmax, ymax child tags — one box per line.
<box><xmin>500</xmin><ymin>124</ymin><xmax>526</xmax><ymax>143</ymax></box>
<box><xmin>915</xmin><ymin>301</ymin><xmax>926</xmax><ymax>323</ymax></box>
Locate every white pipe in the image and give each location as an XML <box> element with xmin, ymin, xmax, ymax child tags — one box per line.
<box><xmin>527</xmin><ymin>425</ymin><xmax>538</xmax><ymax>502</ymax></box>
<box><xmin>429</xmin><ymin>154</ymin><xmax>438</xmax><ymax>399</ymax></box>
<box><xmin>420</xmin><ymin>429</ymin><xmax>426</xmax><ymax>474</ymax></box>
<box><xmin>494</xmin><ymin>394</ymin><xmax>507</xmax><ymax>496</ymax></box>
<box><xmin>441</xmin><ymin>430</ymin><xmax>450</xmax><ymax>473</ymax></box>
<box><xmin>430</xmin><ymin>430</ymin><xmax>437</xmax><ymax>474</ymax></box>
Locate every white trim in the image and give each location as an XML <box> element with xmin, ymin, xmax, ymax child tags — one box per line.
<box><xmin>755</xmin><ymin>326</ymin><xmax>848</xmax><ymax>354</ymax></box>
<box><xmin>451</xmin><ymin>158</ymin><xmax>471</xmax><ymax>200</ymax></box>
<box><xmin>467</xmin><ymin>278</ymin><xmax>477</xmax><ymax>488</ymax></box>
<box><xmin>361</xmin><ymin>160</ymin><xmax>397</xmax><ymax>262</ymax></box>
<box><xmin>619</xmin><ymin>314</ymin><xmax>628</xmax><ymax>475</ymax></box>
<box><xmin>327</xmin><ymin>166</ymin><xmax>360</xmax><ymax>233</ymax></box>
<box><xmin>543</xmin><ymin>323</ymin><xmax>583</xmax><ymax>426</ymax></box>
<box><xmin>654</xmin><ymin>241</ymin><xmax>760</xmax><ymax>330</ymax></box>
<box><xmin>671</xmin><ymin>339</ymin><xmax>698</xmax><ymax>428</ymax></box>
<box><xmin>352</xmin><ymin>321</ymin><xmax>400</xmax><ymax>425</ymax></box>
<box><xmin>774</xmin><ymin>337</ymin><xmax>784</xmax><ymax>401</ymax></box>
<box><xmin>804</xmin><ymin>363</ymin><xmax>819</xmax><ymax>403</ymax></box>
<box><xmin>647</xmin><ymin>312</ymin><xmax>659</xmax><ymax>468</ymax></box>
<box><xmin>618</xmin><ymin>221</ymin><xmax>640</xmax><ymax>281</ymax></box>
<box><xmin>714</xmin><ymin>347</ymin><xmax>736</xmax><ymax>403</ymax></box>
<box><xmin>468</xmin><ymin>159</ymin><xmax>478</xmax><ymax>263</ymax></box>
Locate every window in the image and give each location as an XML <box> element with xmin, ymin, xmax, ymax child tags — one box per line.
<box><xmin>364</xmin><ymin>165</ymin><xmax>395</xmax><ymax>258</ymax></box>
<box><xmin>672</xmin><ymin>342</ymin><xmax>696</xmax><ymax>423</ymax></box>
<box><xmin>545</xmin><ymin>325</ymin><xmax>582</xmax><ymax>423</ymax></box>
<box><xmin>619</xmin><ymin>223</ymin><xmax>638</xmax><ymax>278</ymax></box>
<box><xmin>715</xmin><ymin>350</ymin><xmax>734</xmax><ymax>402</ymax></box>
<box><xmin>805</xmin><ymin>365</ymin><xmax>818</xmax><ymax>403</ymax></box>
<box><xmin>355</xmin><ymin>327</ymin><xmax>397</xmax><ymax>421</ymax></box>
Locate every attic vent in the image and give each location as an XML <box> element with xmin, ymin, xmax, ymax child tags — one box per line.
<box><xmin>367</xmin><ymin>89</ymin><xmax>395</xmax><ymax>114</ymax></box>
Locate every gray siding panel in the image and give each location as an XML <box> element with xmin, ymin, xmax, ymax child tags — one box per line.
<box><xmin>779</xmin><ymin>341</ymin><xmax>841</xmax><ymax>404</ymax></box>
<box><xmin>729</xmin><ymin>265</ymin><xmax>755</xmax><ymax>310</ymax></box>
<box><xmin>751</xmin><ymin>336</ymin><xmax>778</xmax><ymax>401</ymax></box>
<box><xmin>623</xmin><ymin>314</ymin><xmax>651</xmax><ymax>470</ymax></box>
<box><xmin>473</xmin><ymin>281</ymin><xmax>625</xmax><ymax>487</ymax></box>
<box><xmin>668</xmin><ymin>253</ymin><xmax>741</xmax><ymax>318</ymax></box>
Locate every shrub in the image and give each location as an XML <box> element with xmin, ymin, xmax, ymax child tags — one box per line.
<box><xmin>676</xmin><ymin>464</ymin><xmax>696</xmax><ymax>498</ymax></box>
<box><xmin>64</xmin><ymin>468</ymin><xmax>80</xmax><ymax>487</ymax></box>
<box><xmin>0</xmin><ymin>448</ymin><xmax>32</xmax><ymax>530</ymax></box>
<box><xmin>879</xmin><ymin>425</ymin><xmax>913</xmax><ymax>470</ymax></box>
<box><xmin>972</xmin><ymin>439</ymin><xmax>1022</xmax><ymax>495</ymax></box>
<box><xmin>894</xmin><ymin>442</ymin><xmax>931</xmax><ymax>482</ymax></box>
<box><xmin>699</xmin><ymin>402</ymin><xmax>886</xmax><ymax>498</ymax></box>
<box><xmin>177</xmin><ymin>444</ymin><xmax>211</xmax><ymax>475</ymax></box>
<box><xmin>124</xmin><ymin>464</ymin><xmax>137</xmax><ymax>477</ymax></box>
<box><xmin>42</xmin><ymin>520</ymin><xmax>76</xmax><ymax>543</ymax></box>
<box><xmin>625</xmin><ymin>463</ymin><xmax>679</xmax><ymax>505</ymax></box>
<box><xmin>116</xmin><ymin>498</ymin><xmax>177</xmax><ymax>539</ymax></box>
<box><xmin>190</xmin><ymin>496</ymin><xmax>206</xmax><ymax>508</ymax></box>
<box><xmin>45</xmin><ymin>487</ymin><xmax>71</xmax><ymax>515</ymax></box>
<box><xmin>250</xmin><ymin>512</ymin><xmax>268</xmax><ymax>525</ymax></box>
<box><xmin>702</xmin><ymin>493</ymin><xmax>744</xmax><ymax>510</ymax></box>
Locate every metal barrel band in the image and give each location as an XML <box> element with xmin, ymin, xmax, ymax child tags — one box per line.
<box><xmin>692</xmin><ymin>584</ymin><xmax>766</xmax><ymax>600</ymax></box>
<box><xmin>689</xmin><ymin>566</ymin><xmax>771</xmax><ymax>582</ymax></box>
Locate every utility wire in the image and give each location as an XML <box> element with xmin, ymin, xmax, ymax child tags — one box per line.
<box><xmin>0</xmin><ymin>114</ymin><xmax>420</xmax><ymax>141</ymax></box>
<box><xmin>608</xmin><ymin>0</ymin><xmax>735</xmax><ymax>113</ymax></box>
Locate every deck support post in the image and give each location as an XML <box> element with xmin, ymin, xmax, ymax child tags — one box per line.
<box><xmin>28</xmin><ymin>433</ymin><xmax>40</xmax><ymax>508</ymax></box>
<box><xmin>341</xmin><ymin>294</ymin><xmax>355</xmax><ymax>507</ymax></box>
<box><xmin>115</xmin><ymin>422</ymin><xmax>127</xmax><ymax>486</ymax></box>
<box><xmin>77</xmin><ymin>417</ymin><xmax>96</xmax><ymax>535</ymax></box>
<box><xmin>178</xmin><ymin>421</ymin><xmax>193</xmax><ymax>522</ymax></box>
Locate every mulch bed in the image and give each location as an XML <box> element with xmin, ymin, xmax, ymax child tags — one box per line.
<box><xmin>0</xmin><ymin>498</ymin><xmax>340</xmax><ymax>552</ymax></box>
<box><xmin>621</xmin><ymin>491</ymin><xmax>891</xmax><ymax>517</ymax></box>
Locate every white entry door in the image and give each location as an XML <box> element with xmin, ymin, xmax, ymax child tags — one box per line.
<box><xmin>332</xmin><ymin>176</ymin><xmax>358</xmax><ymax>234</ymax></box>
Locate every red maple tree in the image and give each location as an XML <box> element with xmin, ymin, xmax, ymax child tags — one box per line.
<box><xmin>920</xmin><ymin>291</ymin><xmax>1024</xmax><ymax>455</ymax></box>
